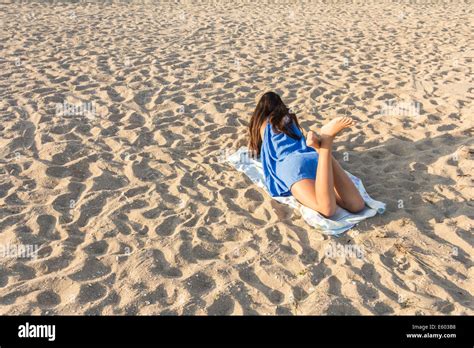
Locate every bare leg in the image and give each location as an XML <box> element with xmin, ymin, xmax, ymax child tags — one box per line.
<box><xmin>332</xmin><ymin>156</ymin><xmax>365</xmax><ymax>212</ymax></box>
<box><xmin>307</xmin><ymin>130</ymin><xmax>365</xmax><ymax>213</ymax></box>
<box><xmin>291</xmin><ymin>117</ymin><xmax>354</xmax><ymax>217</ymax></box>
<box><xmin>313</xmin><ymin>134</ymin><xmax>337</xmax><ymax>216</ymax></box>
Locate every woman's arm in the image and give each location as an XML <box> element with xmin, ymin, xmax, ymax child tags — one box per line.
<box><xmin>259</xmin><ymin>119</ymin><xmax>268</xmax><ymax>140</ymax></box>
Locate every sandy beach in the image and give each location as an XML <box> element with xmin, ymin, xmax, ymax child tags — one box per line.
<box><xmin>0</xmin><ymin>0</ymin><xmax>472</xmax><ymax>315</ymax></box>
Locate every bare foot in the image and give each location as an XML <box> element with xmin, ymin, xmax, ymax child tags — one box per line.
<box><xmin>320</xmin><ymin>117</ymin><xmax>354</xmax><ymax>139</ymax></box>
<box><xmin>306</xmin><ymin>131</ymin><xmax>321</xmax><ymax>151</ymax></box>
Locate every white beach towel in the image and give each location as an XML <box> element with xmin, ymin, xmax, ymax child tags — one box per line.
<box><xmin>226</xmin><ymin>147</ymin><xmax>386</xmax><ymax>236</ymax></box>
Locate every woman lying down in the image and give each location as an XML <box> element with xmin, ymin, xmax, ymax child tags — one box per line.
<box><xmin>248</xmin><ymin>91</ymin><xmax>366</xmax><ymax>218</ymax></box>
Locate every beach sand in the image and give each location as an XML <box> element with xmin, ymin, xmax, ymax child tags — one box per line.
<box><xmin>0</xmin><ymin>0</ymin><xmax>472</xmax><ymax>315</ymax></box>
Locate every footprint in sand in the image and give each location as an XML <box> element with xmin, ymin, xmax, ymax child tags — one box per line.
<box><xmin>36</xmin><ymin>290</ymin><xmax>61</xmax><ymax>308</ymax></box>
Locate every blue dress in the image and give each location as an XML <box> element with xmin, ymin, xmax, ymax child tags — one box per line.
<box><xmin>261</xmin><ymin>120</ymin><xmax>319</xmax><ymax>197</ymax></box>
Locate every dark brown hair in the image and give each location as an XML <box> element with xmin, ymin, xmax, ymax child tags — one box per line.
<box><xmin>248</xmin><ymin>91</ymin><xmax>302</xmax><ymax>157</ymax></box>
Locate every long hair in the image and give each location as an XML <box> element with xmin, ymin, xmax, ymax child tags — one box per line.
<box><xmin>248</xmin><ymin>91</ymin><xmax>302</xmax><ymax>158</ymax></box>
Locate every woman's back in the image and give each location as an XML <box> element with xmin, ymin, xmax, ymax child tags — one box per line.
<box><xmin>261</xmin><ymin>119</ymin><xmax>318</xmax><ymax>197</ymax></box>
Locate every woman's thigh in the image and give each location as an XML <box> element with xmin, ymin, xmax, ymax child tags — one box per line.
<box><xmin>290</xmin><ymin>179</ymin><xmax>318</xmax><ymax>210</ymax></box>
<box><xmin>291</xmin><ymin>179</ymin><xmax>345</xmax><ymax>212</ymax></box>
